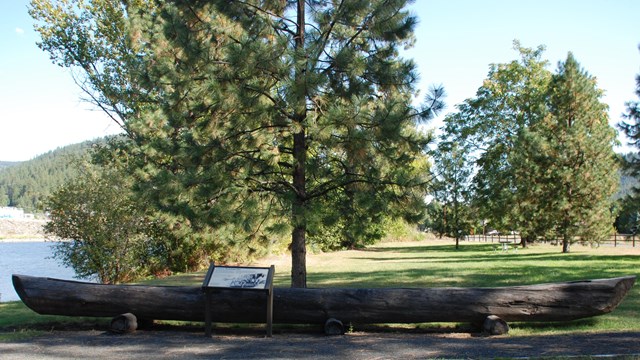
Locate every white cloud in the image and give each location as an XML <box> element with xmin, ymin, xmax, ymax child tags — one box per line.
<box><xmin>15</xmin><ymin>27</ymin><xmax>24</xmax><ymax>35</ymax></box>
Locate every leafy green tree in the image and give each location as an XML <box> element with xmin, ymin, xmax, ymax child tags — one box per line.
<box><xmin>423</xmin><ymin>200</ymin><xmax>445</xmax><ymax>237</ymax></box>
<box><xmin>522</xmin><ymin>53</ymin><xmax>618</xmax><ymax>252</ymax></box>
<box><xmin>307</xmin><ymin>190</ymin><xmax>387</xmax><ymax>251</ymax></box>
<box><xmin>43</xmin><ymin>162</ymin><xmax>152</xmax><ymax>283</ymax></box>
<box><xmin>441</xmin><ymin>44</ymin><xmax>618</xmax><ymax>252</ymax></box>
<box><xmin>441</xmin><ymin>41</ymin><xmax>551</xmax><ymax>246</ymax></box>
<box><xmin>30</xmin><ymin>0</ymin><xmax>442</xmax><ymax>287</ymax></box>
<box><xmin>430</xmin><ymin>139</ymin><xmax>473</xmax><ymax>249</ymax></box>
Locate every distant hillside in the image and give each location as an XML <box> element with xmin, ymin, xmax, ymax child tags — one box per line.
<box><xmin>0</xmin><ymin>140</ymin><xmax>101</xmax><ymax>213</ymax></box>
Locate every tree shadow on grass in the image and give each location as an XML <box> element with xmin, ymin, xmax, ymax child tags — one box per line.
<box><xmin>510</xmin><ymin>318</ymin><xmax>599</xmax><ymax>332</ymax></box>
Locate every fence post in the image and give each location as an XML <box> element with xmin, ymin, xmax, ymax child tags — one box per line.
<box><xmin>614</xmin><ymin>233</ymin><xmax>617</xmax><ymax>247</ymax></box>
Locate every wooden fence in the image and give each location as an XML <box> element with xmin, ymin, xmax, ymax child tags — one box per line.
<box><xmin>464</xmin><ymin>233</ymin><xmax>638</xmax><ymax>247</ymax></box>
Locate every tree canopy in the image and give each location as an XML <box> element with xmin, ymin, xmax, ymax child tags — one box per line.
<box><xmin>441</xmin><ymin>41</ymin><xmax>552</xmax><ymax>242</ymax></box>
<box><xmin>30</xmin><ymin>0</ymin><xmax>443</xmax><ymax>287</ymax></box>
<box><xmin>440</xmin><ymin>43</ymin><xmax>618</xmax><ymax>251</ymax></box>
<box><xmin>429</xmin><ymin>137</ymin><xmax>473</xmax><ymax>248</ymax></box>
<box><xmin>44</xmin><ymin>162</ymin><xmax>151</xmax><ymax>283</ymax></box>
<box><xmin>521</xmin><ymin>53</ymin><xmax>618</xmax><ymax>252</ymax></box>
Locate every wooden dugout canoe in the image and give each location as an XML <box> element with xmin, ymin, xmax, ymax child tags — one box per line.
<box><xmin>12</xmin><ymin>274</ymin><xmax>636</xmax><ymax>325</ymax></box>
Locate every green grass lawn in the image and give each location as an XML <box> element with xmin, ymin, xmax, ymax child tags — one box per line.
<box><xmin>2</xmin><ymin>239</ymin><xmax>638</xmax><ymax>339</ymax></box>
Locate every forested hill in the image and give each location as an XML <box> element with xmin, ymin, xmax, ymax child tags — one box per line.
<box><xmin>0</xmin><ymin>140</ymin><xmax>99</xmax><ymax>213</ymax></box>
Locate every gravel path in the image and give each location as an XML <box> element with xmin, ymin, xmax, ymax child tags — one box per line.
<box><xmin>2</xmin><ymin>329</ymin><xmax>640</xmax><ymax>359</ymax></box>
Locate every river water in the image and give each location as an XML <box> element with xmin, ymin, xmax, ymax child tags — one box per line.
<box><xmin>0</xmin><ymin>240</ymin><xmax>84</xmax><ymax>302</ymax></box>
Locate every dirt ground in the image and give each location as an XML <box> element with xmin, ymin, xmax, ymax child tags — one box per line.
<box><xmin>1</xmin><ymin>328</ymin><xmax>640</xmax><ymax>359</ymax></box>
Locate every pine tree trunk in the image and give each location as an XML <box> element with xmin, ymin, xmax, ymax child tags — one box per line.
<box><xmin>291</xmin><ymin>122</ymin><xmax>307</xmax><ymax>288</ymax></box>
<box><xmin>290</xmin><ymin>0</ymin><xmax>307</xmax><ymax>288</ymax></box>
<box><xmin>291</xmin><ymin>224</ymin><xmax>306</xmax><ymax>288</ymax></box>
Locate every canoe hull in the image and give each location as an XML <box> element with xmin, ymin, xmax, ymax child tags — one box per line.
<box><xmin>12</xmin><ymin>274</ymin><xmax>636</xmax><ymax>324</ymax></box>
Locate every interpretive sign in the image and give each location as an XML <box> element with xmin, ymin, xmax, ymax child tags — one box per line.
<box><xmin>205</xmin><ymin>266</ymin><xmax>271</xmax><ymax>289</ymax></box>
<box><xmin>202</xmin><ymin>263</ymin><xmax>275</xmax><ymax>337</ymax></box>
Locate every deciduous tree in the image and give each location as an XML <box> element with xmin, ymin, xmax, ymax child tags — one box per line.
<box><xmin>430</xmin><ymin>138</ymin><xmax>473</xmax><ymax>249</ymax></box>
<box><xmin>441</xmin><ymin>42</ymin><xmax>551</xmax><ymax>245</ymax></box>
<box><xmin>43</xmin><ymin>162</ymin><xmax>150</xmax><ymax>284</ymax></box>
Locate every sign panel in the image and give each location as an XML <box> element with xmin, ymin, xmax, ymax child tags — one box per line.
<box><xmin>207</xmin><ymin>266</ymin><xmax>271</xmax><ymax>290</ymax></box>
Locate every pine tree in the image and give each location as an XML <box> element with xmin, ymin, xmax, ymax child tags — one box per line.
<box><xmin>525</xmin><ymin>53</ymin><xmax>618</xmax><ymax>252</ymax></box>
<box><xmin>30</xmin><ymin>0</ymin><xmax>443</xmax><ymax>287</ymax></box>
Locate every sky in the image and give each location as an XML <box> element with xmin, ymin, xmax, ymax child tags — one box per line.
<box><xmin>408</xmin><ymin>0</ymin><xmax>639</xmax><ymax>148</ymax></box>
<box><xmin>1</xmin><ymin>1</ymin><xmax>638</xmax><ymax>162</ymax></box>
<box><xmin>1</xmin><ymin>2</ymin><xmax>121</xmax><ymax>162</ymax></box>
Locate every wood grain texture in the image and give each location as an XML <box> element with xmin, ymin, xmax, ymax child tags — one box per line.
<box><xmin>13</xmin><ymin>274</ymin><xmax>635</xmax><ymax>325</ymax></box>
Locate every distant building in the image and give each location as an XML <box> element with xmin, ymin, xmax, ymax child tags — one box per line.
<box><xmin>0</xmin><ymin>206</ymin><xmax>26</xmax><ymax>219</ymax></box>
